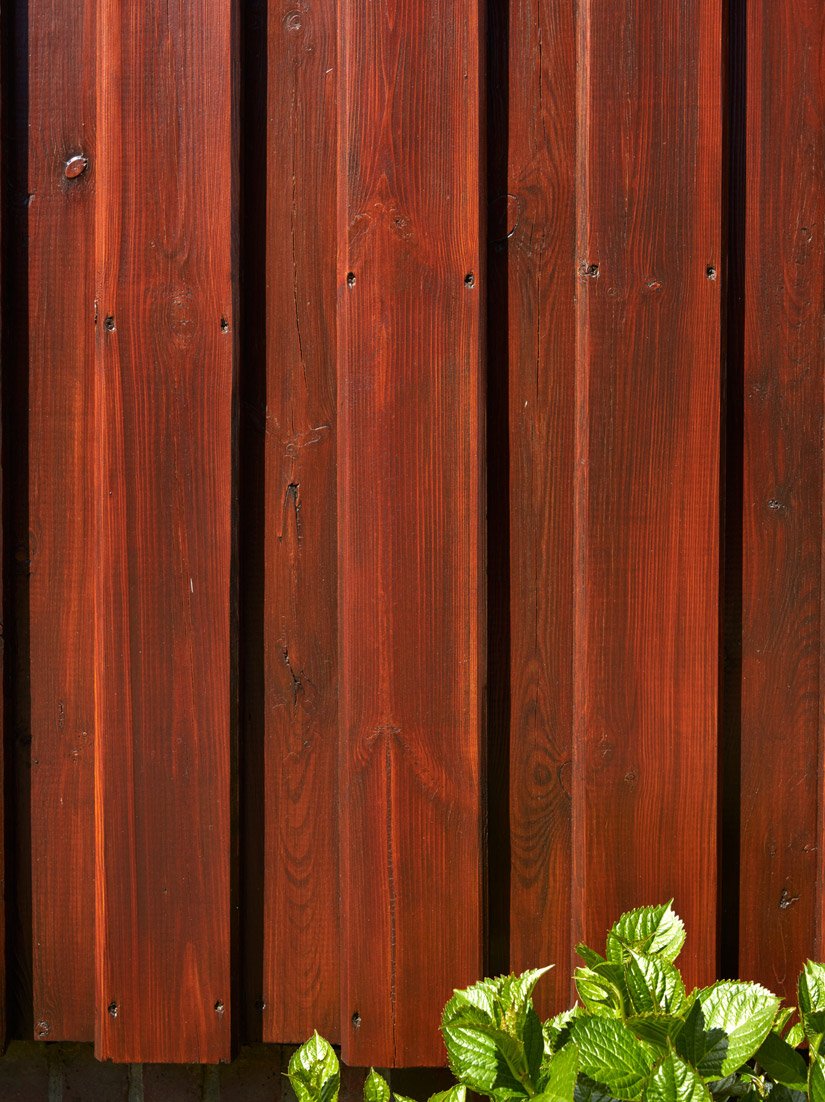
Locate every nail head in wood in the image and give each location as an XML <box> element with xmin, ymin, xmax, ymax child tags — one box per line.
<box><xmin>64</xmin><ymin>154</ymin><xmax>88</xmax><ymax>180</ymax></box>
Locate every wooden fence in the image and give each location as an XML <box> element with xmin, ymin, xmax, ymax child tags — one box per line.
<box><xmin>0</xmin><ymin>0</ymin><xmax>821</xmax><ymax>1078</ymax></box>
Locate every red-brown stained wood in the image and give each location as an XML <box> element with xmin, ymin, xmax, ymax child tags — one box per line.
<box><xmin>572</xmin><ymin>0</ymin><xmax>721</xmax><ymax>988</ymax></box>
<box><xmin>739</xmin><ymin>0</ymin><xmax>825</xmax><ymax>998</ymax></box>
<box><xmin>337</xmin><ymin>0</ymin><xmax>485</xmax><ymax>1068</ymax></box>
<box><xmin>262</xmin><ymin>0</ymin><xmax>339</xmax><ymax>1045</ymax></box>
<box><xmin>493</xmin><ymin>0</ymin><xmax>576</xmax><ymax>1013</ymax></box>
<box><xmin>27</xmin><ymin>0</ymin><xmax>95</xmax><ymax>1043</ymax></box>
<box><xmin>93</xmin><ymin>0</ymin><xmax>236</xmax><ymax>1063</ymax></box>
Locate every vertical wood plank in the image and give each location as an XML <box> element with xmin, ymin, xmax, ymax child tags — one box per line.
<box><xmin>27</xmin><ymin>0</ymin><xmax>95</xmax><ymax>1042</ymax></box>
<box><xmin>337</xmin><ymin>0</ymin><xmax>485</xmax><ymax>1067</ymax></box>
<box><xmin>572</xmin><ymin>0</ymin><xmax>721</xmax><ymax>987</ymax></box>
<box><xmin>492</xmin><ymin>0</ymin><xmax>577</xmax><ymax>1013</ymax></box>
<box><xmin>94</xmin><ymin>0</ymin><xmax>237</xmax><ymax>1063</ymax></box>
<box><xmin>262</xmin><ymin>0</ymin><xmax>340</xmax><ymax>1045</ymax></box>
<box><xmin>739</xmin><ymin>0</ymin><xmax>825</xmax><ymax>998</ymax></box>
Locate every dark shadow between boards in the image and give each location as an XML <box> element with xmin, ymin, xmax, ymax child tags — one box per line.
<box><xmin>718</xmin><ymin>0</ymin><xmax>746</xmax><ymax>983</ymax></box>
<box><xmin>238</xmin><ymin>0</ymin><xmax>268</xmax><ymax>1047</ymax></box>
<box><xmin>486</xmin><ymin>0</ymin><xmax>512</xmax><ymax>981</ymax></box>
<box><xmin>2</xmin><ymin>0</ymin><xmax>33</xmax><ymax>1041</ymax></box>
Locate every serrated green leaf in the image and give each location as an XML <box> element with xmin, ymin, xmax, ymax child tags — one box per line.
<box><xmin>570</xmin><ymin>1015</ymin><xmax>655</xmax><ymax>1100</ymax></box>
<box><xmin>673</xmin><ymin>1001</ymin><xmax>728</xmax><ymax>1081</ymax></box>
<box><xmin>442</xmin><ymin>969</ymin><xmax>552</xmax><ymax>1098</ymax></box>
<box><xmin>805</xmin><ymin>1009</ymin><xmax>825</xmax><ymax>1054</ymax></box>
<box><xmin>811</xmin><ymin>1057</ymin><xmax>825</xmax><ymax>1102</ymax></box>
<box><xmin>545</xmin><ymin>1010</ymin><xmax>579</xmax><ymax>1056</ymax></box>
<box><xmin>289</xmin><ymin>1034</ymin><xmax>340</xmax><ymax>1102</ymax></box>
<box><xmin>785</xmin><ymin>1022</ymin><xmax>804</xmax><ymax>1049</ymax></box>
<box><xmin>773</xmin><ymin>1007</ymin><xmax>795</xmax><ymax>1035</ymax></box>
<box><xmin>575</xmin><ymin>1077</ymin><xmax>623</xmax><ymax>1102</ymax></box>
<box><xmin>626</xmin><ymin>1014</ymin><xmax>683</xmax><ymax>1050</ymax></box>
<box><xmin>537</xmin><ymin>1043</ymin><xmax>579</xmax><ymax>1102</ymax></box>
<box><xmin>626</xmin><ymin>953</ymin><xmax>686</xmax><ymax>1016</ymax></box>
<box><xmin>428</xmin><ymin>1088</ymin><xmax>466</xmax><ymax>1102</ymax></box>
<box><xmin>394</xmin><ymin>1094</ymin><xmax>418</xmax><ymax>1102</ymax></box>
<box><xmin>769</xmin><ymin>1087</ymin><xmax>807</xmax><ymax>1102</ymax></box>
<box><xmin>364</xmin><ymin>1070</ymin><xmax>390</xmax><ymax>1102</ymax></box>
<box><xmin>578</xmin><ymin>943</ymin><xmax>607</xmax><ymax>968</ymax></box>
<box><xmin>800</xmin><ymin>962</ymin><xmax>825</xmax><ymax>1016</ymax></box>
<box><xmin>441</xmin><ymin>1019</ymin><xmax>524</xmax><ymax>1099</ymax></box>
<box><xmin>675</xmin><ymin>983</ymin><xmax>779</xmax><ymax>1079</ymax></box>
<box><xmin>607</xmin><ymin>904</ymin><xmax>686</xmax><ymax>965</ymax></box>
<box><xmin>754</xmin><ymin>1030</ymin><xmax>807</xmax><ymax>1090</ymax></box>
<box><xmin>704</xmin><ymin>1075</ymin><xmax>737</xmax><ymax>1099</ymax></box>
<box><xmin>645</xmin><ymin>1051</ymin><xmax>711</xmax><ymax>1102</ymax></box>
<box><xmin>575</xmin><ymin>965</ymin><xmax>626</xmax><ymax>1017</ymax></box>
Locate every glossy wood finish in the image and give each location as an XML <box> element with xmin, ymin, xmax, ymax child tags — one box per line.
<box><xmin>27</xmin><ymin>0</ymin><xmax>95</xmax><ymax>1043</ymax></box>
<box><xmin>492</xmin><ymin>0</ymin><xmax>577</xmax><ymax>1013</ymax></box>
<box><xmin>572</xmin><ymin>0</ymin><xmax>722</xmax><ymax>989</ymax></box>
<box><xmin>9</xmin><ymin>0</ymin><xmax>825</xmax><ymax>1073</ymax></box>
<box><xmin>93</xmin><ymin>0</ymin><xmax>236</xmax><ymax>1063</ymax></box>
<box><xmin>739</xmin><ymin>0</ymin><xmax>825</xmax><ymax>999</ymax></box>
<box><xmin>337</xmin><ymin>0</ymin><xmax>485</xmax><ymax>1067</ymax></box>
<box><xmin>262</xmin><ymin>0</ymin><xmax>339</xmax><ymax>1045</ymax></box>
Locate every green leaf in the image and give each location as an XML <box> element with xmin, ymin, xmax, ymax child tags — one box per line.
<box><xmin>675</xmin><ymin>983</ymin><xmax>780</xmax><ymax>1079</ymax></box>
<box><xmin>800</xmin><ymin>962</ymin><xmax>825</xmax><ymax>1016</ymax></box>
<box><xmin>769</xmin><ymin>1087</ymin><xmax>807</xmax><ymax>1102</ymax></box>
<box><xmin>289</xmin><ymin>1034</ymin><xmax>340</xmax><ymax>1102</ymax></box>
<box><xmin>575</xmin><ymin>965</ymin><xmax>626</xmax><ymax>1017</ymax></box>
<box><xmin>394</xmin><ymin>1095</ymin><xmax>418</xmax><ymax>1102</ymax></box>
<box><xmin>578</xmin><ymin>943</ymin><xmax>608</xmax><ymax>969</ymax></box>
<box><xmin>575</xmin><ymin>1078</ymin><xmax>623</xmax><ymax>1102</ymax></box>
<box><xmin>626</xmin><ymin>1014</ymin><xmax>683</xmax><ymax>1050</ymax></box>
<box><xmin>754</xmin><ymin>1031</ymin><xmax>807</xmax><ymax>1090</ymax></box>
<box><xmin>803</xmin><ymin>1008</ymin><xmax>825</xmax><ymax>1055</ymax></box>
<box><xmin>427</xmin><ymin>1084</ymin><xmax>467</xmax><ymax>1102</ymax></box>
<box><xmin>607</xmin><ymin>904</ymin><xmax>686</xmax><ymax>965</ymax></box>
<box><xmin>773</xmin><ymin>1007</ymin><xmax>795</xmax><ymax>1035</ymax></box>
<box><xmin>811</xmin><ymin>1056</ymin><xmax>825</xmax><ymax>1102</ymax></box>
<box><xmin>570</xmin><ymin>1015</ymin><xmax>655</xmax><ymax>1100</ymax></box>
<box><xmin>442</xmin><ymin>969</ymin><xmax>552</xmax><ymax>1098</ymax></box>
<box><xmin>545</xmin><ymin>1010</ymin><xmax>579</xmax><ymax>1056</ymax></box>
<box><xmin>537</xmin><ymin>1043</ymin><xmax>579</xmax><ymax>1102</ymax></box>
<box><xmin>365</xmin><ymin>1070</ymin><xmax>390</xmax><ymax>1102</ymax></box>
<box><xmin>785</xmin><ymin>1023</ymin><xmax>804</xmax><ymax>1049</ymax></box>
<box><xmin>427</xmin><ymin>1089</ymin><xmax>466</xmax><ymax>1102</ymax></box>
<box><xmin>625</xmin><ymin>953</ymin><xmax>686</xmax><ymax>1016</ymax></box>
<box><xmin>645</xmin><ymin>1051</ymin><xmax>711</xmax><ymax>1102</ymax></box>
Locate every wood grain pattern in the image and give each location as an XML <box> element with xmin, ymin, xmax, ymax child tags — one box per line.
<box><xmin>93</xmin><ymin>0</ymin><xmax>236</xmax><ymax>1063</ymax></box>
<box><xmin>262</xmin><ymin>0</ymin><xmax>339</xmax><ymax>1045</ymax></box>
<box><xmin>493</xmin><ymin>0</ymin><xmax>577</xmax><ymax>1014</ymax></box>
<box><xmin>572</xmin><ymin>0</ymin><xmax>721</xmax><ymax>988</ymax></box>
<box><xmin>337</xmin><ymin>0</ymin><xmax>485</xmax><ymax>1067</ymax></box>
<box><xmin>27</xmin><ymin>0</ymin><xmax>95</xmax><ymax>1043</ymax></box>
<box><xmin>739</xmin><ymin>0</ymin><xmax>825</xmax><ymax>998</ymax></box>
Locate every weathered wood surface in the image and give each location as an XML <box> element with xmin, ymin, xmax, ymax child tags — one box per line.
<box><xmin>27</xmin><ymin>0</ymin><xmax>96</xmax><ymax>1043</ymax></box>
<box><xmin>571</xmin><ymin>0</ymin><xmax>722</xmax><ymax>990</ymax></box>
<box><xmin>337</xmin><ymin>0</ymin><xmax>486</xmax><ymax>1067</ymax></box>
<box><xmin>93</xmin><ymin>0</ymin><xmax>236</xmax><ymax>1062</ymax></box>
<box><xmin>739</xmin><ymin>0</ymin><xmax>825</xmax><ymax>999</ymax></box>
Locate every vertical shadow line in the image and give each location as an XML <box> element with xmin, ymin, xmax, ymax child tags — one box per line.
<box><xmin>238</xmin><ymin>0</ymin><xmax>267</xmax><ymax>1044</ymax></box>
<box><xmin>2</xmin><ymin>0</ymin><xmax>32</xmax><ymax>1040</ymax></box>
<box><xmin>718</xmin><ymin>0</ymin><xmax>746</xmax><ymax>981</ymax></box>
<box><xmin>485</xmin><ymin>0</ymin><xmax>511</xmax><ymax>981</ymax></box>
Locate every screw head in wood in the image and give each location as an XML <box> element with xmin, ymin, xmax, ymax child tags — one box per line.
<box><xmin>64</xmin><ymin>155</ymin><xmax>88</xmax><ymax>180</ymax></box>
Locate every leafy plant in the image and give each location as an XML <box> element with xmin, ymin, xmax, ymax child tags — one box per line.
<box><xmin>288</xmin><ymin>903</ymin><xmax>825</xmax><ymax>1102</ymax></box>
